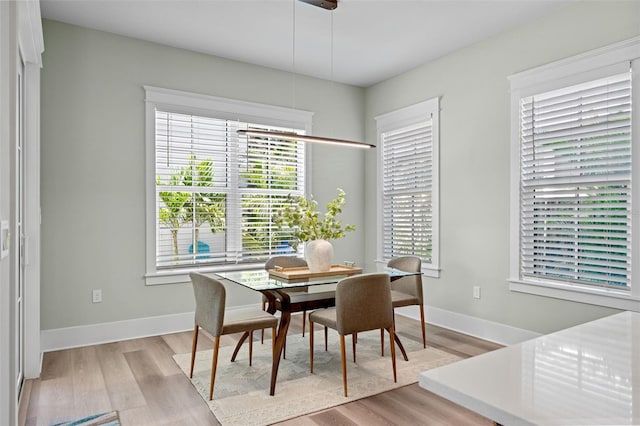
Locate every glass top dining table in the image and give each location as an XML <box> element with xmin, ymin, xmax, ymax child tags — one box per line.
<box><xmin>217</xmin><ymin>267</ymin><xmax>420</xmax><ymax>396</ymax></box>
<box><xmin>217</xmin><ymin>267</ymin><xmax>416</xmax><ymax>291</ymax></box>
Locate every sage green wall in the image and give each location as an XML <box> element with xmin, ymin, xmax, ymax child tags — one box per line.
<box><xmin>40</xmin><ymin>19</ymin><xmax>365</xmax><ymax>330</ymax></box>
<box><xmin>42</xmin><ymin>1</ymin><xmax>640</xmax><ymax>335</ymax></box>
<box><xmin>364</xmin><ymin>1</ymin><xmax>640</xmax><ymax>334</ymax></box>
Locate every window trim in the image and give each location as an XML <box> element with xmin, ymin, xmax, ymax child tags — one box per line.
<box><xmin>144</xmin><ymin>86</ymin><xmax>312</xmax><ymax>285</ymax></box>
<box><xmin>508</xmin><ymin>37</ymin><xmax>640</xmax><ymax>310</ymax></box>
<box><xmin>375</xmin><ymin>97</ymin><xmax>440</xmax><ymax>278</ymax></box>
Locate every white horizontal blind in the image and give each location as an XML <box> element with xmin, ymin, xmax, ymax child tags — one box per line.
<box><xmin>237</xmin><ymin>132</ymin><xmax>305</xmax><ymax>263</ymax></box>
<box><xmin>381</xmin><ymin>120</ymin><xmax>433</xmax><ymax>261</ymax></box>
<box><xmin>155</xmin><ymin>109</ymin><xmax>304</xmax><ymax>268</ymax></box>
<box><xmin>519</xmin><ymin>71</ymin><xmax>632</xmax><ymax>290</ymax></box>
<box><xmin>155</xmin><ymin>111</ymin><xmax>229</xmax><ymax>268</ymax></box>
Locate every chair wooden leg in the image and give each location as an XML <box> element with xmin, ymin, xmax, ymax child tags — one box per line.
<box><xmin>249</xmin><ymin>330</ymin><xmax>254</xmax><ymax>366</ymax></box>
<box><xmin>388</xmin><ymin>326</ymin><xmax>397</xmax><ymax>383</ymax></box>
<box><xmin>339</xmin><ymin>334</ymin><xmax>348</xmax><ymax>397</ymax></box>
<box><xmin>261</xmin><ymin>300</ymin><xmax>266</xmax><ymax>344</ymax></box>
<box><xmin>380</xmin><ymin>328</ymin><xmax>384</xmax><ymax>356</ymax></box>
<box><xmin>420</xmin><ymin>304</ymin><xmax>426</xmax><ymax>348</ymax></box>
<box><xmin>324</xmin><ymin>326</ymin><xmax>328</xmax><ymax>351</ymax></box>
<box><xmin>353</xmin><ymin>332</ymin><xmax>358</xmax><ymax>361</ymax></box>
<box><xmin>309</xmin><ymin>320</ymin><xmax>314</xmax><ymax>373</ymax></box>
<box><xmin>302</xmin><ymin>310</ymin><xmax>306</xmax><ymax>337</ymax></box>
<box><xmin>209</xmin><ymin>336</ymin><xmax>220</xmax><ymax>400</ymax></box>
<box><xmin>189</xmin><ymin>324</ymin><xmax>199</xmax><ymax>378</ymax></box>
<box><xmin>352</xmin><ymin>334</ymin><xmax>356</xmax><ymax>363</ymax></box>
<box><xmin>391</xmin><ymin>313</ymin><xmax>398</xmax><ymax>357</ymax></box>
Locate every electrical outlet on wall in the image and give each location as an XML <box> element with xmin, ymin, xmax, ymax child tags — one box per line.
<box><xmin>1</xmin><ymin>220</ymin><xmax>9</xmax><ymax>259</ymax></box>
<box><xmin>92</xmin><ymin>289</ymin><xmax>102</xmax><ymax>303</ymax></box>
<box><xmin>473</xmin><ymin>286</ymin><xmax>481</xmax><ymax>299</ymax></box>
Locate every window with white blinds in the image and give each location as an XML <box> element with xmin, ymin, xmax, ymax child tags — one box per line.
<box><xmin>519</xmin><ymin>72</ymin><xmax>632</xmax><ymax>291</ymax></box>
<box><xmin>382</xmin><ymin>122</ymin><xmax>433</xmax><ymax>260</ymax></box>
<box><xmin>509</xmin><ymin>37</ymin><xmax>640</xmax><ymax>309</ymax></box>
<box><xmin>376</xmin><ymin>98</ymin><xmax>439</xmax><ymax>275</ymax></box>
<box><xmin>145</xmin><ymin>87</ymin><xmax>309</xmax><ymax>282</ymax></box>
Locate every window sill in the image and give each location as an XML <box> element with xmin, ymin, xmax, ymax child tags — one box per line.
<box><xmin>145</xmin><ymin>263</ymin><xmax>264</xmax><ymax>286</ymax></box>
<box><xmin>509</xmin><ymin>278</ymin><xmax>639</xmax><ymax>312</ymax></box>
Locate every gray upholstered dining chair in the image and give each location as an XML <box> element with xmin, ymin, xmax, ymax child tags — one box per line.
<box><xmin>308</xmin><ymin>273</ymin><xmax>397</xmax><ymax>397</ymax></box>
<box><xmin>387</xmin><ymin>256</ymin><xmax>426</xmax><ymax>348</ymax></box>
<box><xmin>189</xmin><ymin>272</ymin><xmax>278</xmax><ymax>400</ymax></box>
<box><xmin>262</xmin><ymin>256</ymin><xmax>310</xmax><ymax>340</ymax></box>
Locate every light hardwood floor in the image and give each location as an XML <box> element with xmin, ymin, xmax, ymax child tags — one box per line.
<box><xmin>22</xmin><ymin>315</ymin><xmax>502</xmax><ymax>425</ymax></box>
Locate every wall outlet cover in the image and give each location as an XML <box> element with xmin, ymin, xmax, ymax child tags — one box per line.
<box><xmin>1</xmin><ymin>220</ymin><xmax>9</xmax><ymax>259</ymax></box>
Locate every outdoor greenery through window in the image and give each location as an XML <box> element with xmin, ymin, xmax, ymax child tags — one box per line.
<box><xmin>519</xmin><ymin>72</ymin><xmax>632</xmax><ymax>291</ymax></box>
<box><xmin>375</xmin><ymin>98</ymin><xmax>440</xmax><ymax>276</ymax></box>
<box><xmin>146</xmin><ymin>87</ymin><xmax>307</xmax><ymax>276</ymax></box>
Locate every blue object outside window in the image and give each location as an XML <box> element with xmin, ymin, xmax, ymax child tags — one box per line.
<box><xmin>189</xmin><ymin>241</ymin><xmax>211</xmax><ymax>259</ymax></box>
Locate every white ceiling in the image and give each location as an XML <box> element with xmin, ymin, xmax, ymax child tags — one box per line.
<box><xmin>39</xmin><ymin>0</ymin><xmax>572</xmax><ymax>87</ymax></box>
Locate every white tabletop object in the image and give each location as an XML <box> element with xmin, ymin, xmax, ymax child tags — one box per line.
<box><xmin>419</xmin><ymin>311</ymin><xmax>639</xmax><ymax>425</ymax></box>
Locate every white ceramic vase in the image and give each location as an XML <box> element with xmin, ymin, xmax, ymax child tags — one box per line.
<box><xmin>305</xmin><ymin>239</ymin><xmax>333</xmax><ymax>272</ymax></box>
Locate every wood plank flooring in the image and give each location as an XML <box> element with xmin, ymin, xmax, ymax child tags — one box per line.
<box><xmin>22</xmin><ymin>315</ymin><xmax>502</xmax><ymax>425</ymax></box>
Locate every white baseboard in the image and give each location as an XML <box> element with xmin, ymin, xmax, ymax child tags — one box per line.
<box><xmin>39</xmin><ymin>303</ymin><xmax>285</xmax><ymax>353</ymax></box>
<box><xmin>41</xmin><ymin>304</ymin><xmax>540</xmax><ymax>355</ymax></box>
<box><xmin>395</xmin><ymin>305</ymin><xmax>540</xmax><ymax>346</ymax></box>
<box><xmin>40</xmin><ymin>311</ymin><xmax>195</xmax><ymax>352</ymax></box>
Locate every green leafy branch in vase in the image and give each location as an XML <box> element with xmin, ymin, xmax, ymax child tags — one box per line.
<box><xmin>272</xmin><ymin>188</ymin><xmax>356</xmax><ymax>250</ymax></box>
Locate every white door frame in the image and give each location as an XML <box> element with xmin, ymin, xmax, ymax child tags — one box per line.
<box><xmin>15</xmin><ymin>47</ymin><xmax>25</xmax><ymax>404</ymax></box>
<box><xmin>21</xmin><ymin>60</ymin><xmax>41</xmax><ymax>381</ymax></box>
<box><xmin>17</xmin><ymin>0</ymin><xmax>43</xmax><ymax>382</ymax></box>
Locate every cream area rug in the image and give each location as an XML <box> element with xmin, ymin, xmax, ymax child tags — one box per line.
<box><xmin>173</xmin><ymin>330</ymin><xmax>461</xmax><ymax>426</ymax></box>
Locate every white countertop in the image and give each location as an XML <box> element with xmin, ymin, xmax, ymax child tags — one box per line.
<box><xmin>419</xmin><ymin>311</ymin><xmax>639</xmax><ymax>425</ymax></box>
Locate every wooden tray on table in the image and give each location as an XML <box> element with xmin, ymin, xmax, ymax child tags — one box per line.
<box><xmin>268</xmin><ymin>264</ymin><xmax>362</xmax><ymax>283</ymax></box>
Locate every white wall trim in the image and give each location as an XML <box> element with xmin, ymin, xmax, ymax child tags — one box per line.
<box><xmin>23</xmin><ymin>62</ymin><xmax>40</xmax><ymax>379</ymax></box>
<box><xmin>16</xmin><ymin>0</ymin><xmax>43</xmax><ymax>66</ymax></box>
<box><xmin>375</xmin><ymin>98</ymin><xmax>439</xmax><ymax>132</ymax></box>
<box><xmin>144</xmin><ymin>85</ymin><xmax>314</xmax><ymax>129</ymax></box>
<box><xmin>374</xmin><ymin>97</ymin><xmax>441</xmax><ymax>275</ymax></box>
<box><xmin>396</xmin><ymin>305</ymin><xmax>540</xmax><ymax>346</ymax></box>
<box><xmin>40</xmin><ymin>304</ymin><xmax>259</xmax><ymax>352</ymax></box>
<box><xmin>510</xmin><ymin>280</ymin><xmax>639</xmax><ymax>312</ymax></box>
<box><xmin>509</xmin><ymin>36</ymin><xmax>640</xmax><ymax>308</ymax></box>
<box><xmin>144</xmin><ymin>86</ymin><xmax>313</xmax><ymax>285</ymax></box>
<box><xmin>509</xmin><ymin>36</ymin><xmax>640</xmax><ymax>92</ymax></box>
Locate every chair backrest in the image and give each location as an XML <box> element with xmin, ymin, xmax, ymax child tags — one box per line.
<box><xmin>388</xmin><ymin>256</ymin><xmax>423</xmax><ymax>303</ymax></box>
<box><xmin>190</xmin><ymin>272</ymin><xmax>226</xmax><ymax>337</ymax></box>
<box><xmin>335</xmin><ymin>273</ymin><xmax>392</xmax><ymax>335</ymax></box>
<box><xmin>264</xmin><ymin>256</ymin><xmax>308</xmax><ymax>271</ymax></box>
